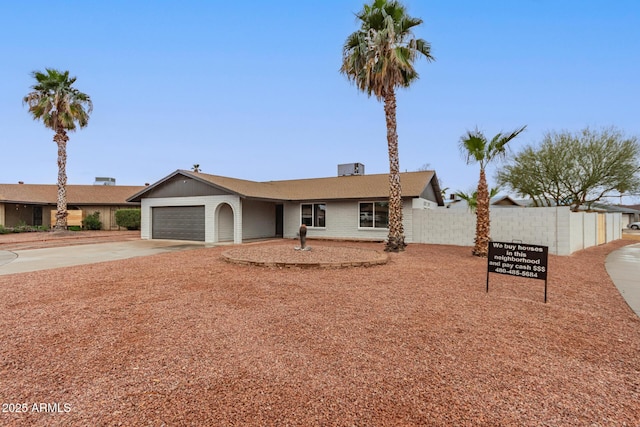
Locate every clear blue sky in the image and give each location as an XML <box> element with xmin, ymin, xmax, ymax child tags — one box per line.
<box><xmin>1</xmin><ymin>1</ymin><xmax>639</xmax><ymax>202</ymax></box>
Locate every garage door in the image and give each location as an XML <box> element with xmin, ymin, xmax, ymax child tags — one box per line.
<box><xmin>152</xmin><ymin>206</ymin><xmax>205</xmax><ymax>241</ymax></box>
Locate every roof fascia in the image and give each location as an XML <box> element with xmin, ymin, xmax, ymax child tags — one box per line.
<box><xmin>126</xmin><ymin>170</ymin><xmax>185</xmax><ymax>202</ymax></box>
<box><xmin>127</xmin><ymin>170</ymin><xmax>243</xmax><ymax>202</ymax></box>
<box><xmin>179</xmin><ymin>170</ymin><xmax>245</xmax><ymax>197</ymax></box>
<box><xmin>424</xmin><ymin>171</ymin><xmax>445</xmax><ymax>206</ymax></box>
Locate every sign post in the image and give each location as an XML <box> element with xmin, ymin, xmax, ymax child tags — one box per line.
<box><xmin>487</xmin><ymin>241</ymin><xmax>549</xmax><ymax>302</ymax></box>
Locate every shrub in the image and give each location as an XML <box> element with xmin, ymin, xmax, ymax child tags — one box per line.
<box><xmin>0</xmin><ymin>224</ymin><xmax>48</xmax><ymax>234</ymax></box>
<box><xmin>115</xmin><ymin>209</ymin><xmax>141</xmax><ymax>230</ymax></box>
<box><xmin>82</xmin><ymin>211</ymin><xmax>102</xmax><ymax>230</ymax></box>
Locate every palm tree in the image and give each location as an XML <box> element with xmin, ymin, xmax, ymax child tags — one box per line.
<box><xmin>24</xmin><ymin>69</ymin><xmax>93</xmax><ymax>230</ymax></box>
<box><xmin>192</xmin><ymin>164</ymin><xmax>201</xmax><ymax>173</ymax></box>
<box><xmin>341</xmin><ymin>0</ymin><xmax>434</xmax><ymax>252</ymax></box>
<box><xmin>459</xmin><ymin>126</ymin><xmax>526</xmax><ymax>257</ymax></box>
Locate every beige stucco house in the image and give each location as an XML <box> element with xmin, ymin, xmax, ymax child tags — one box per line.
<box><xmin>0</xmin><ymin>183</ymin><xmax>144</xmax><ymax>229</ymax></box>
<box><xmin>127</xmin><ymin>169</ymin><xmax>445</xmax><ymax>243</ymax></box>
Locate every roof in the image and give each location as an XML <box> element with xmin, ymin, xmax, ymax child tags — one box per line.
<box><xmin>0</xmin><ymin>184</ymin><xmax>145</xmax><ymax>205</ymax></box>
<box><xmin>128</xmin><ymin>169</ymin><xmax>445</xmax><ymax>205</ymax></box>
<box><xmin>446</xmin><ymin>194</ymin><xmax>522</xmax><ymax>209</ymax></box>
<box><xmin>591</xmin><ymin>204</ymin><xmax>640</xmax><ymax>214</ymax></box>
<box><xmin>491</xmin><ymin>195</ymin><xmax>522</xmax><ymax>206</ymax></box>
<box><xmin>619</xmin><ymin>204</ymin><xmax>640</xmax><ymax>212</ymax></box>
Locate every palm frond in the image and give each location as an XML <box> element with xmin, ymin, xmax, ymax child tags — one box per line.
<box><xmin>459</xmin><ymin>129</ymin><xmax>488</xmax><ymax>165</ymax></box>
<box><xmin>341</xmin><ymin>0</ymin><xmax>433</xmax><ymax>101</ymax></box>
<box><xmin>23</xmin><ymin>68</ymin><xmax>92</xmax><ymax>132</ymax></box>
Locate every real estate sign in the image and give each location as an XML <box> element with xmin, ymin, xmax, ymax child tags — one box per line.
<box><xmin>487</xmin><ymin>241</ymin><xmax>549</xmax><ymax>302</ymax></box>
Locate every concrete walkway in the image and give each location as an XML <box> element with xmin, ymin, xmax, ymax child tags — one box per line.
<box><xmin>0</xmin><ymin>240</ymin><xmax>208</xmax><ymax>276</ymax></box>
<box><xmin>605</xmin><ymin>243</ymin><xmax>640</xmax><ymax>317</ymax></box>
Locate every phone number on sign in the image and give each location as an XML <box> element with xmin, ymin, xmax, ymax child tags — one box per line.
<box><xmin>2</xmin><ymin>403</ymin><xmax>71</xmax><ymax>413</ymax></box>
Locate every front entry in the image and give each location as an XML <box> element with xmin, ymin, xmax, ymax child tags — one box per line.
<box><xmin>217</xmin><ymin>203</ymin><xmax>234</xmax><ymax>242</ymax></box>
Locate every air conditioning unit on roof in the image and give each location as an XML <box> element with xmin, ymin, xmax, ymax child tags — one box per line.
<box><xmin>94</xmin><ymin>177</ymin><xmax>116</xmax><ymax>186</ymax></box>
<box><xmin>338</xmin><ymin>163</ymin><xmax>365</xmax><ymax>176</ymax></box>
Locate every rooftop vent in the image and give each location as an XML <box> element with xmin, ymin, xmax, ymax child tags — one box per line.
<box><xmin>94</xmin><ymin>177</ymin><xmax>116</xmax><ymax>186</ymax></box>
<box><xmin>338</xmin><ymin>163</ymin><xmax>365</xmax><ymax>177</ymax></box>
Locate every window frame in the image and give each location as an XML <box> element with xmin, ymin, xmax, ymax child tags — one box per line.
<box><xmin>358</xmin><ymin>201</ymin><xmax>389</xmax><ymax>229</ymax></box>
<box><xmin>300</xmin><ymin>202</ymin><xmax>327</xmax><ymax>228</ymax></box>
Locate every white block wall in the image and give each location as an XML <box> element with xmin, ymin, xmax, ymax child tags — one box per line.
<box><xmin>569</xmin><ymin>211</ymin><xmax>585</xmax><ymax>254</ymax></box>
<box><xmin>411</xmin><ymin>208</ymin><xmax>475</xmax><ymax>246</ymax></box>
<box><xmin>412</xmin><ymin>206</ymin><xmax>622</xmax><ymax>255</ymax></box>
<box><xmin>492</xmin><ymin>207</ymin><xmax>568</xmax><ymax>255</ymax></box>
<box><xmin>569</xmin><ymin>211</ymin><xmax>598</xmax><ymax>252</ymax></box>
<box><xmin>607</xmin><ymin>213</ymin><xmax>622</xmax><ymax>242</ymax></box>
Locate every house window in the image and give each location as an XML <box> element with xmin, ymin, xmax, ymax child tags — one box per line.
<box><xmin>301</xmin><ymin>203</ymin><xmax>326</xmax><ymax>227</ymax></box>
<box><xmin>359</xmin><ymin>202</ymin><xmax>389</xmax><ymax>229</ymax></box>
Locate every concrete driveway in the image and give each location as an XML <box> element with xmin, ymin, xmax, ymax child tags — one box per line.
<box><xmin>0</xmin><ymin>239</ymin><xmax>209</xmax><ymax>276</ymax></box>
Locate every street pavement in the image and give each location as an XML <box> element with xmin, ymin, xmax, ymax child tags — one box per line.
<box><xmin>605</xmin><ymin>243</ymin><xmax>640</xmax><ymax>317</ymax></box>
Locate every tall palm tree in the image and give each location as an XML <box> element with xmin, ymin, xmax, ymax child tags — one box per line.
<box><xmin>24</xmin><ymin>69</ymin><xmax>93</xmax><ymax>230</ymax></box>
<box><xmin>459</xmin><ymin>126</ymin><xmax>526</xmax><ymax>257</ymax></box>
<box><xmin>341</xmin><ymin>0</ymin><xmax>434</xmax><ymax>252</ymax></box>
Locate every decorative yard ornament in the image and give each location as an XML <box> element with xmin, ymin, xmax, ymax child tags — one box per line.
<box><xmin>295</xmin><ymin>224</ymin><xmax>311</xmax><ymax>251</ymax></box>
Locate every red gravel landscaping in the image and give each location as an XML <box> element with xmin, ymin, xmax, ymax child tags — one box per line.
<box><xmin>0</xmin><ymin>236</ymin><xmax>639</xmax><ymax>426</ymax></box>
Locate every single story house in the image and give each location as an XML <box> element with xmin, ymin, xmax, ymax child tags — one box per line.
<box><xmin>127</xmin><ymin>168</ymin><xmax>445</xmax><ymax>243</ymax></box>
<box><xmin>615</xmin><ymin>204</ymin><xmax>640</xmax><ymax>225</ymax></box>
<box><xmin>445</xmin><ymin>194</ymin><xmax>523</xmax><ymax>210</ymax></box>
<box><xmin>0</xmin><ymin>183</ymin><xmax>144</xmax><ymax>229</ymax></box>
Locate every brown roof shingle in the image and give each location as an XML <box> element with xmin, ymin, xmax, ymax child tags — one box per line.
<box><xmin>126</xmin><ymin>169</ymin><xmax>443</xmax><ymax>205</ymax></box>
<box><xmin>188</xmin><ymin>170</ymin><xmax>439</xmax><ymax>201</ymax></box>
<box><xmin>0</xmin><ymin>184</ymin><xmax>145</xmax><ymax>205</ymax></box>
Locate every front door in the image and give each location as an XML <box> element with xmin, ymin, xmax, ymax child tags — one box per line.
<box><xmin>33</xmin><ymin>206</ymin><xmax>43</xmax><ymax>226</ymax></box>
<box><xmin>275</xmin><ymin>204</ymin><xmax>283</xmax><ymax>237</ymax></box>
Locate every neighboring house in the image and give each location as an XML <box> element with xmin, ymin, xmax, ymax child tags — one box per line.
<box><xmin>0</xmin><ymin>183</ymin><xmax>144</xmax><ymax>229</ymax></box>
<box><xmin>595</xmin><ymin>204</ymin><xmax>640</xmax><ymax>225</ymax></box>
<box><xmin>127</xmin><ymin>168</ymin><xmax>444</xmax><ymax>244</ymax></box>
<box><xmin>618</xmin><ymin>204</ymin><xmax>640</xmax><ymax>224</ymax></box>
<box><xmin>445</xmin><ymin>194</ymin><xmax>522</xmax><ymax>210</ymax></box>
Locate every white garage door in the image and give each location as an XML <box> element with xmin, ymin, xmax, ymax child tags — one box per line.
<box><xmin>152</xmin><ymin>206</ymin><xmax>205</xmax><ymax>241</ymax></box>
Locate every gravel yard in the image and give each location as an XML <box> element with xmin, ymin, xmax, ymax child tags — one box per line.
<box><xmin>1</xmin><ymin>234</ymin><xmax>639</xmax><ymax>426</ymax></box>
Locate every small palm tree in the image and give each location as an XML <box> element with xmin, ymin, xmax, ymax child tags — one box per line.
<box><xmin>192</xmin><ymin>164</ymin><xmax>201</xmax><ymax>173</ymax></box>
<box><xmin>24</xmin><ymin>69</ymin><xmax>92</xmax><ymax>230</ymax></box>
<box><xmin>459</xmin><ymin>126</ymin><xmax>526</xmax><ymax>256</ymax></box>
<box><xmin>454</xmin><ymin>187</ymin><xmax>501</xmax><ymax>212</ymax></box>
<box><xmin>341</xmin><ymin>0</ymin><xmax>434</xmax><ymax>252</ymax></box>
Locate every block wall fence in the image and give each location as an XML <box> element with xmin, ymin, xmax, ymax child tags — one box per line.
<box><xmin>411</xmin><ymin>206</ymin><xmax>622</xmax><ymax>255</ymax></box>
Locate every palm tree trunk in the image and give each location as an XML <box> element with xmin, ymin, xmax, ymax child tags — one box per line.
<box><xmin>383</xmin><ymin>89</ymin><xmax>406</xmax><ymax>252</ymax></box>
<box><xmin>53</xmin><ymin>130</ymin><xmax>69</xmax><ymax>230</ymax></box>
<box><xmin>474</xmin><ymin>168</ymin><xmax>490</xmax><ymax>257</ymax></box>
